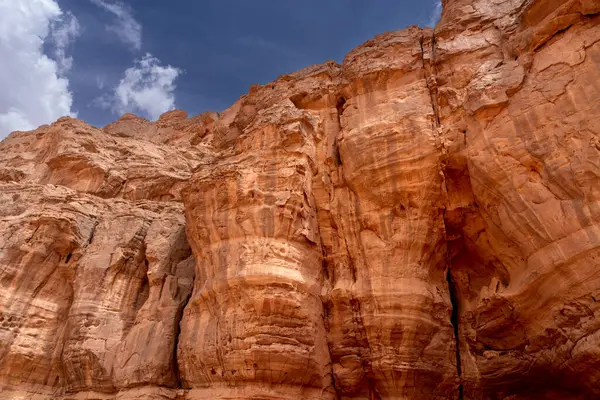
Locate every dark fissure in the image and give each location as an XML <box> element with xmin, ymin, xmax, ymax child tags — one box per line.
<box><xmin>336</xmin><ymin>96</ymin><xmax>346</xmax><ymax>120</ymax></box>
<box><xmin>446</xmin><ymin>268</ymin><xmax>464</xmax><ymax>400</ymax></box>
<box><xmin>333</xmin><ymin>96</ymin><xmax>346</xmax><ymax>167</ymax></box>
<box><xmin>173</xmin><ymin>290</ymin><xmax>192</xmax><ymax>389</ymax></box>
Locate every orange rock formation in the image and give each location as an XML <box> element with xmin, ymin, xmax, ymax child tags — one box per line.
<box><xmin>1</xmin><ymin>0</ymin><xmax>599</xmax><ymax>399</ymax></box>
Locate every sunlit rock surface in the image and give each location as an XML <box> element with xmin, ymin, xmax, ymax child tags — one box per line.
<box><xmin>0</xmin><ymin>0</ymin><xmax>599</xmax><ymax>398</ymax></box>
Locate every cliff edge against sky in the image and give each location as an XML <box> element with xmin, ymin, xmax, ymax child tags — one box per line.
<box><xmin>1</xmin><ymin>0</ymin><xmax>599</xmax><ymax>399</ymax></box>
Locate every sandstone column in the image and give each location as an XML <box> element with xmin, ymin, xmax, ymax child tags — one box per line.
<box><xmin>179</xmin><ymin>101</ymin><xmax>336</xmax><ymax>400</ymax></box>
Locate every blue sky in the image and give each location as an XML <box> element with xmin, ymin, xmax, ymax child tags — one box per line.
<box><xmin>0</xmin><ymin>0</ymin><xmax>441</xmax><ymax>138</ymax></box>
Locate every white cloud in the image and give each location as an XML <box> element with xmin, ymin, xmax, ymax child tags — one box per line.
<box><xmin>0</xmin><ymin>0</ymin><xmax>77</xmax><ymax>139</ymax></box>
<box><xmin>428</xmin><ymin>1</ymin><xmax>442</xmax><ymax>28</ymax></box>
<box><xmin>90</xmin><ymin>0</ymin><xmax>142</xmax><ymax>50</ymax></box>
<box><xmin>96</xmin><ymin>75</ymin><xmax>107</xmax><ymax>90</ymax></box>
<box><xmin>101</xmin><ymin>53</ymin><xmax>182</xmax><ymax>120</ymax></box>
<box><xmin>50</xmin><ymin>11</ymin><xmax>81</xmax><ymax>73</ymax></box>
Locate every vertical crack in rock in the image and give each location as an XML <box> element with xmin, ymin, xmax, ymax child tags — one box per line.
<box><xmin>438</xmin><ymin>147</ymin><xmax>464</xmax><ymax>397</ymax></box>
<box><xmin>321</xmin><ymin>295</ymin><xmax>342</xmax><ymax>400</ymax></box>
<box><xmin>419</xmin><ymin>33</ymin><xmax>440</xmax><ymax>128</ymax></box>
<box><xmin>5</xmin><ymin>3</ymin><xmax>600</xmax><ymax>398</ymax></box>
<box><xmin>335</xmin><ymin>96</ymin><xmax>346</xmax><ymax>123</ymax></box>
<box><xmin>134</xmin><ymin>270</ymin><xmax>150</xmax><ymax>312</ymax></box>
<box><xmin>423</xmin><ymin>25</ymin><xmax>465</xmax><ymax>398</ymax></box>
<box><xmin>367</xmin><ymin>378</ymin><xmax>382</xmax><ymax>400</ymax></box>
<box><xmin>446</xmin><ymin>268</ymin><xmax>464</xmax><ymax>400</ymax></box>
<box><xmin>315</xmin><ymin>131</ymin><xmax>342</xmax><ymax>399</ymax></box>
<box><xmin>333</xmin><ymin>96</ymin><xmax>346</xmax><ymax>167</ymax></box>
<box><xmin>440</xmin><ymin>151</ymin><xmax>466</xmax><ymax>399</ymax></box>
<box><xmin>172</xmin><ymin>288</ymin><xmax>192</xmax><ymax>390</ymax></box>
<box><xmin>86</xmin><ymin>220</ymin><xmax>99</xmax><ymax>246</ymax></box>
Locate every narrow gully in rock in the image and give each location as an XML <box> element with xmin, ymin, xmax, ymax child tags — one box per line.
<box><xmin>368</xmin><ymin>379</ymin><xmax>383</xmax><ymax>400</ymax></box>
<box><xmin>172</xmin><ymin>264</ymin><xmax>197</xmax><ymax>391</ymax></box>
<box><xmin>446</xmin><ymin>268</ymin><xmax>464</xmax><ymax>400</ymax></box>
<box><xmin>86</xmin><ymin>220</ymin><xmax>99</xmax><ymax>246</ymax></box>
<box><xmin>172</xmin><ymin>298</ymin><xmax>189</xmax><ymax>389</ymax></box>
<box><xmin>419</xmin><ymin>33</ymin><xmax>440</xmax><ymax>128</ymax></box>
<box><xmin>333</xmin><ymin>96</ymin><xmax>346</xmax><ymax>167</ymax></box>
<box><xmin>440</xmin><ymin>166</ymin><xmax>466</xmax><ymax>399</ymax></box>
<box><xmin>318</xmin><ymin>241</ymin><xmax>341</xmax><ymax>400</ymax></box>
<box><xmin>421</xmin><ymin>29</ymin><xmax>465</xmax><ymax>399</ymax></box>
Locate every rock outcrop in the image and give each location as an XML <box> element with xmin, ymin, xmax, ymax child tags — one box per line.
<box><xmin>0</xmin><ymin>0</ymin><xmax>599</xmax><ymax>399</ymax></box>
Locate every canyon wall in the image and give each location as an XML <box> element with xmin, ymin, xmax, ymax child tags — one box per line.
<box><xmin>0</xmin><ymin>0</ymin><xmax>599</xmax><ymax>399</ymax></box>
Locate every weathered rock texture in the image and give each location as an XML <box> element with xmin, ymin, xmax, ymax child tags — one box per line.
<box><xmin>1</xmin><ymin>0</ymin><xmax>599</xmax><ymax>399</ymax></box>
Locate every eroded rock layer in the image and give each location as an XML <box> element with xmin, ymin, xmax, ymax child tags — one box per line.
<box><xmin>0</xmin><ymin>0</ymin><xmax>599</xmax><ymax>399</ymax></box>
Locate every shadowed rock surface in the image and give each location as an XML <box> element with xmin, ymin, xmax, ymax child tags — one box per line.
<box><xmin>0</xmin><ymin>0</ymin><xmax>599</xmax><ymax>398</ymax></box>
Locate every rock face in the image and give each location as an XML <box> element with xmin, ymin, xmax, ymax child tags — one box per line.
<box><xmin>0</xmin><ymin>0</ymin><xmax>599</xmax><ymax>399</ymax></box>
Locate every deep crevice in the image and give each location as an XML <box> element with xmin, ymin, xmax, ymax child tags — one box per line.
<box><xmin>432</xmin><ymin>22</ymin><xmax>466</xmax><ymax>393</ymax></box>
<box><xmin>333</xmin><ymin>139</ymin><xmax>343</xmax><ymax>166</ymax></box>
<box><xmin>134</xmin><ymin>274</ymin><xmax>149</xmax><ymax>312</ymax></box>
<box><xmin>335</xmin><ymin>97</ymin><xmax>346</xmax><ymax>121</ymax></box>
<box><xmin>318</xmin><ymin>240</ymin><xmax>341</xmax><ymax>399</ymax></box>
<box><xmin>446</xmin><ymin>268</ymin><xmax>464</xmax><ymax>400</ymax></box>
<box><xmin>333</xmin><ymin>96</ymin><xmax>347</xmax><ymax>167</ymax></box>
<box><xmin>172</xmin><ymin>289</ymin><xmax>193</xmax><ymax>389</ymax></box>
<box><xmin>419</xmin><ymin>33</ymin><xmax>441</xmax><ymax>128</ymax></box>
<box><xmin>321</xmin><ymin>258</ymin><xmax>330</xmax><ymax>280</ymax></box>
<box><xmin>368</xmin><ymin>379</ymin><xmax>382</xmax><ymax>400</ymax></box>
<box><xmin>87</xmin><ymin>220</ymin><xmax>99</xmax><ymax>245</ymax></box>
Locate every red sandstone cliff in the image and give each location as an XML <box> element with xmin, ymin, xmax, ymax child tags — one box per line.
<box><xmin>1</xmin><ymin>0</ymin><xmax>599</xmax><ymax>399</ymax></box>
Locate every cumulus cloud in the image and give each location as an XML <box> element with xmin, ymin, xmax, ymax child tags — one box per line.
<box><xmin>100</xmin><ymin>54</ymin><xmax>182</xmax><ymax>120</ymax></box>
<box><xmin>90</xmin><ymin>0</ymin><xmax>142</xmax><ymax>50</ymax></box>
<box><xmin>428</xmin><ymin>0</ymin><xmax>442</xmax><ymax>28</ymax></box>
<box><xmin>0</xmin><ymin>0</ymin><xmax>77</xmax><ymax>138</ymax></box>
